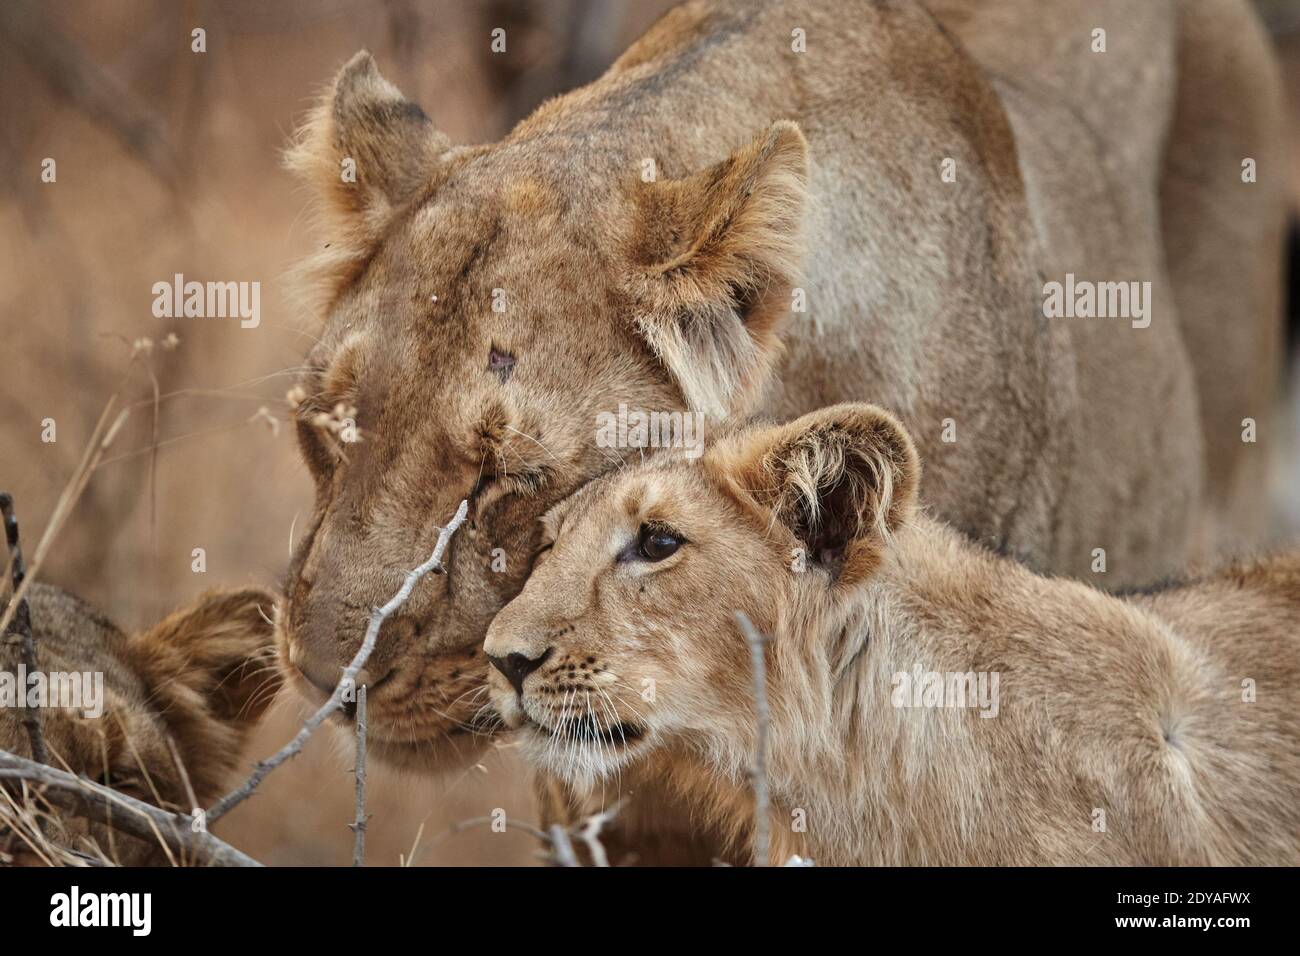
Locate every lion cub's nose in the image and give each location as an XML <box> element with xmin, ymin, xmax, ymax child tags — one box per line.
<box><xmin>488</xmin><ymin>647</ymin><xmax>552</xmax><ymax>695</ymax></box>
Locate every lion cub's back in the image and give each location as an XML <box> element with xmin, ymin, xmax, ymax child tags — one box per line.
<box><xmin>1140</xmin><ymin>554</ymin><xmax>1300</xmax><ymax>684</ymax></box>
<box><xmin>1132</xmin><ymin>554</ymin><xmax>1300</xmax><ymax>862</ymax></box>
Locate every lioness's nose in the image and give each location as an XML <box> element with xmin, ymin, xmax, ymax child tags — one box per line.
<box><xmin>295</xmin><ymin>659</ymin><xmax>339</xmax><ymax>696</ymax></box>
<box><xmin>488</xmin><ymin>648</ymin><xmax>552</xmax><ymax>694</ymax></box>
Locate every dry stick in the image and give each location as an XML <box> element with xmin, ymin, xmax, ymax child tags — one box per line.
<box><xmin>546</xmin><ymin>824</ymin><xmax>581</xmax><ymax>868</ymax></box>
<box><xmin>735</xmin><ymin>611</ymin><xmax>771</xmax><ymax>867</ymax></box>
<box><xmin>164</xmin><ymin>735</ymin><xmax>200</xmax><ymax>817</ymax></box>
<box><xmin>0</xmin><ymin>392</ymin><xmax>131</xmax><ymax>639</ymax></box>
<box><xmin>0</xmin><ymin>348</ymin><xmax>156</xmax><ymax>641</ymax></box>
<box><xmin>440</xmin><ymin>802</ymin><xmax>620</xmax><ymax>868</ymax></box>
<box><xmin>0</xmin><ymin>751</ymin><xmax>260</xmax><ymax>867</ymax></box>
<box><xmin>0</xmin><ymin>493</ymin><xmax>45</xmax><ymax>765</ymax></box>
<box><xmin>206</xmin><ymin>500</ymin><xmax>470</xmax><ymax>826</ymax></box>
<box><xmin>572</xmin><ymin>799</ymin><xmax>623</xmax><ymax>868</ymax></box>
<box><xmin>351</xmin><ymin>684</ymin><xmax>367</xmax><ymax>867</ymax></box>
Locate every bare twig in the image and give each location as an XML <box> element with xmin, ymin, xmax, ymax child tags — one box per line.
<box><xmin>0</xmin><ymin>492</ymin><xmax>46</xmax><ymax>765</ymax></box>
<box><xmin>0</xmin><ymin>369</ymin><xmax>136</xmax><ymax>640</ymax></box>
<box><xmin>350</xmin><ymin>684</ymin><xmax>367</xmax><ymax>866</ymax></box>
<box><xmin>205</xmin><ymin>500</ymin><xmax>470</xmax><ymax>826</ymax></box>
<box><xmin>0</xmin><ymin>750</ymin><xmax>260</xmax><ymax>867</ymax></box>
<box><xmin>164</xmin><ymin>734</ymin><xmax>200</xmax><ymax>816</ymax></box>
<box><xmin>572</xmin><ymin>799</ymin><xmax>623</xmax><ymax>867</ymax></box>
<box><xmin>735</xmin><ymin>611</ymin><xmax>771</xmax><ymax>867</ymax></box>
<box><xmin>547</xmin><ymin>824</ymin><xmax>580</xmax><ymax>867</ymax></box>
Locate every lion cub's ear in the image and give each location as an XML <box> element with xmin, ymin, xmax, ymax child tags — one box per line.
<box><xmin>630</xmin><ymin>122</ymin><xmax>809</xmax><ymax>418</ymax></box>
<box><xmin>127</xmin><ymin>589</ymin><xmax>281</xmax><ymax>793</ymax></box>
<box><xmin>725</xmin><ymin>403</ymin><xmax>920</xmax><ymax>585</ymax></box>
<box><xmin>286</xmin><ymin>51</ymin><xmax>451</xmax><ymax>302</ymax></box>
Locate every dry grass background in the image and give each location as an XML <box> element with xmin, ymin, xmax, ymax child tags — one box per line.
<box><xmin>1</xmin><ymin>0</ymin><xmax>1297</xmax><ymax>865</ymax></box>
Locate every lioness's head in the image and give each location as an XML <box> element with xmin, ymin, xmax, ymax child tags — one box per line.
<box><xmin>1</xmin><ymin>585</ymin><xmax>280</xmax><ymax>865</ymax></box>
<box><xmin>483</xmin><ymin>403</ymin><xmax>919</xmax><ymax>786</ymax></box>
<box><xmin>278</xmin><ymin>52</ymin><xmax>808</xmax><ymax>769</ymax></box>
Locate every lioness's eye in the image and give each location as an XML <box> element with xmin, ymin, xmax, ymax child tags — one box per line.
<box><xmin>634</xmin><ymin>524</ymin><xmax>683</xmax><ymax>562</ymax></box>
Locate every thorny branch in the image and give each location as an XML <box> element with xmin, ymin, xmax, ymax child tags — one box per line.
<box><xmin>1</xmin><ymin>501</ymin><xmax>466</xmax><ymax>867</ymax></box>
<box><xmin>205</xmin><ymin>500</ymin><xmax>470</xmax><ymax>826</ymax></box>
<box><xmin>351</xmin><ymin>684</ymin><xmax>367</xmax><ymax>867</ymax></box>
<box><xmin>0</xmin><ymin>751</ymin><xmax>260</xmax><ymax>867</ymax></box>
<box><xmin>735</xmin><ymin>610</ymin><xmax>771</xmax><ymax>867</ymax></box>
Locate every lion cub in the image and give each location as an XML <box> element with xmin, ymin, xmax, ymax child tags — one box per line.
<box><xmin>1</xmin><ymin>584</ymin><xmax>281</xmax><ymax>864</ymax></box>
<box><xmin>485</xmin><ymin>404</ymin><xmax>1300</xmax><ymax>866</ymax></box>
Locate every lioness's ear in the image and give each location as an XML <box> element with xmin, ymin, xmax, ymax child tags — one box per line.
<box><xmin>286</xmin><ymin>51</ymin><xmax>451</xmax><ymax>302</ymax></box>
<box><xmin>630</xmin><ymin>122</ymin><xmax>809</xmax><ymax>417</ymax></box>
<box><xmin>129</xmin><ymin>589</ymin><xmax>281</xmax><ymax>795</ymax></box>
<box><xmin>723</xmin><ymin>403</ymin><xmax>920</xmax><ymax>584</ymax></box>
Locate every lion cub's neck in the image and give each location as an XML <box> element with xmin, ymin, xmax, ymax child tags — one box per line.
<box><xmin>768</xmin><ymin>517</ymin><xmax>1022</xmax><ymax>864</ymax></box>
<box><xmin>661</xmin><ymin>516</ymin><xmax>1032</xmax><ymax>865</ymax></box>
<box><xmin>672</xmin><ymin>518</ymin><xmax>1300</xmax><ymax>866</ymax></box>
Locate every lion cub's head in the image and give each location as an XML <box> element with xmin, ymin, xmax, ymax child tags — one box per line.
<box><xmin>1</xmin><ymin>585</ymin><xmax>280</xmax><ymax>864</ymax></box>
<box><xmin>278</xmin><ymin>52</ymin><xmax>808</xmax><ymax>770</ymax></box>
<box><xmin>484</xmin><ymin>403</ymin><xmax>919</xmax><ymax>786</ymax></box>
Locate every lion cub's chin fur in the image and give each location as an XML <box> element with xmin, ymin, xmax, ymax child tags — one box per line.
<box><xmin>486</xmin><ymin>403</ymin><xmax>1300</xmax><ymax>866</ymax></box>
<box><xmin>512</xmin><ymin>720</ymin><xmax>654</xmax><ymax>795</ymax></box>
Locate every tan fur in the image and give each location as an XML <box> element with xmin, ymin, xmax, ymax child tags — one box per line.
<box><xmin>923</xmin><ymin>0</ymin><xmax>1288</xmax><ymax>555</ymax></box>
<box><xmin>1</xmin><ymin>585</ymin><xmax>280</xmax><ymax>865</ymax></box>
<box><xmin>275</xmin><ymin>0</ymin><xmax>1285</xmax><ymax>856</ymax></box>
<box><xmin>485</xmin><ymin>405</ymin><xmax>1300</xmax><ymax>865</ymax></box>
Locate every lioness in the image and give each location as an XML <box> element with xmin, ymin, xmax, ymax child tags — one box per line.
<box><xmin>277</xmin><ymin>0</ymin><xmax>1283</xmax><ymax>858</ymax></box>
<box><xmin>1</xmin><ymin>585</ymin><xmax>281</xmax><ymax>865</ymax></box>
<box><xmin>485</xmin><ymin>404</ymin><xmax>1300</xmax><ymax>866</ymax></box>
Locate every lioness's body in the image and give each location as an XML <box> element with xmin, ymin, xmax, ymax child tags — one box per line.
<box><xmin>528</xmin><ymin>0</ymin><xmax>1202</xmax><ymax>581</ymax></box>
<box><xmin>486</xmin><ymin>407</ymin><xmax>1300</xmax><ymax>866</ymax></box>
<box><xmin>927</xmin><ymin>0</ymin><xmax>1287</xmax><ymax>555</ymax></box>
<box><xmin>281</xmin><ymin>0</ymin><xmax>1285</xmax><ymax>862</ymax></box>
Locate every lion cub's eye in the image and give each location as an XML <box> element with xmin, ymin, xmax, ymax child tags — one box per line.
<box><xmin>636</xmin><ymin>524</ymin><xmax>683</xmax><ymax>562</ymax></box>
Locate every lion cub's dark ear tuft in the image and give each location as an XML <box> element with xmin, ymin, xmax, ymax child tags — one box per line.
<box><xmin>285</xmin><ymin>51</ymin><xmax>452</xmax><ymax>308</ymax></box>
<box><xmin>629</xmin><ymin>121</ymin><xmax>809</xmax><ymax>418</ymax></box>
<box><xmin>128</xmin><ymin>589</ymin><xmax>282</xmax><ymax>800</ymax></box>
<box><xmin>722</xmin><ymin>403</ymin><xmax>920</xmax><ymax>585</ymax></box>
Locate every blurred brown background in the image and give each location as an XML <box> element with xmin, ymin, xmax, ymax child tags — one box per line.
<box><xmin>1</xmin><ymin>0</ymin><xmax>1298</xmax><ymax>865</ymax></box>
